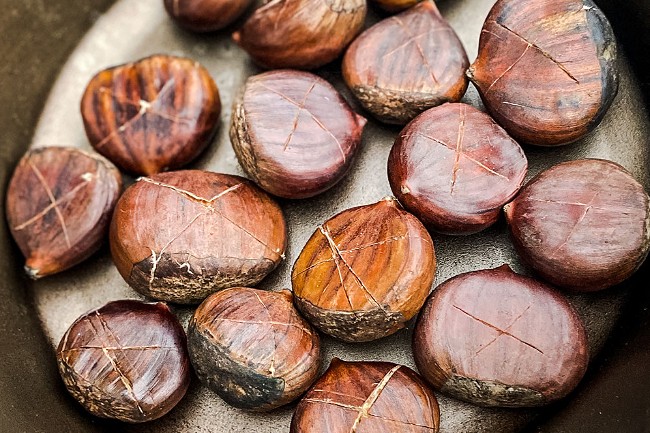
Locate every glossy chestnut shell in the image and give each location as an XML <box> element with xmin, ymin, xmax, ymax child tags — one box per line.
<box><xmin>371</xmin><ymin>0</ymin><xmax>424</xmax><ymax>13</ymax></box>
<box><xmin>164</xmin><ymin>0</ymin><xmax>254</xmax><ymax>32</ymax></box>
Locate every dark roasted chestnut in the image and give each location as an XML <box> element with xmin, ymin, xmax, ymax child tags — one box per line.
<box><xmin>371</xmin><ymin>0</ymin><xmax>423</xmax><ymax>13</ymax></box>
<box><xmin>342</xmin><ymin>1</ymin><xmax>469</xmax><ymax>124</ymax></box>
<box><xmin>188</xmin><ymin>287</ymin><xmax>320</xmax><ymax>411</ymax></box>
<box><xmin>230</xmin><ymin>70</ymin><xmax>367</xmax><ymax>199</ymax></box>
<box><xmin>110</xmin><ymin>170</ymin><xmax>287</xmax><ymax>304</ymax></box>
<box><xmin>504</xmin><ymin>159</ymin><xmax>650</xmax><ymax>291</ymax></box>
<box><xmin>5</xmin><ymin>146</ymin><xmax>121</xmax><ymax>279</ymax></box>
<box><xmin>164</xmin><ymin>0</ymin><xmax>253</xmax><ymax>32</ymax></box>
<box><xmin>467</xmin><ymin>0</ymin><xmax>619</xmax><ymax>146</ymax></box>
<box><xmin>81</xmin><ymin>54</ymin><xmax>221</xmax><ymax>175</ymax></box>
<box><xmin>413</xmin><ymin>265</ymin><xmax>589</xmax><ymax>407</ymax></box>
<box><xmin>388</xmin><ymin>103</ymin><xmax>528</xmax><ymax>234</ymax></box>
<box><xmin>291</xmin><ymin>359</ymin><xmax>440</xmax><ymax>433</ymax></box>
<box><xmin>292</xmin><ymin>197</ymin><xmax>436</xmax><ymax>342</ymax></box>
<box><xmin>232</xmin><ymin>0</ymin><xmax>367</xmax><ymax>69</ymax></box>
<box><xmin>56</xmin><ymin>300</ymin><xmax>191</xmax><ymax>422</ymax></box>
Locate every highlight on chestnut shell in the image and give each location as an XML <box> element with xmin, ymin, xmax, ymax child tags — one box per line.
<box><xmin>413</xmin><ymin>265</ymin><xmax>589</xmax><ymax>407</ymax></box>
<box><xmin>467</xmin><ymin>0</ymin><xmax>619</xmax><ymax>146</ymax></box>
<box><xmin>291</xmin><ymin>197</ymin><xmax>436</xmax><ymax>342</ymax></box>
<box><xmin>110</xmin><ymin>170</ymin><xmax>287</xmax><ymax>304</ymax></box>
<box><xmin>188</xmin><ymin>287</ymin><xmax>321</xmax><ymax>411</ymax></box>
<box><xmin>5</xmin><ymin>146</ymin><xmax>121</xmax><ymax>279</ymax></box>
<box><xmin>164</xmin><ymin>0</ymin><xmax>254</xmax><ymax>32</ymax></box>
<box><xmin>504</xmin><ymin>159</ymin><xmax>650</xmax><ymax>292</ymax></box>
<box><xmin>56</xmin><ymin>300</ymin><xmax>191</xmax><ymax>423</ymax></box>
<box><xmin>342</xmin><ymin>0</ymin><xmax>469</xmax><ymax>124</ymax></box>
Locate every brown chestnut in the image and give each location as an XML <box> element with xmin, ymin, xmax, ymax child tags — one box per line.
<box><xmin>467</xmin><ymin>0</ymin><xmax>619</xmax><ymax>146</ymax></box>
<box><xmin>5</xmin><ymin>146</ymin><xmax>121</xmax><ymax>279</ymax></box>
<box><xmin>413</xmin><ymin>265</ymin><xmax>589</xmax><ymax>407</ymax></box>
<box><xmin>81</xmin><ymin>54</ymin><xmax>221</xmax><ymax>175</ymax></box>
<box><xmin>292</xmin><ymin>197</ymin><xmax>436</xmax><ymax>342</ymax></box>
<box><xmin>110</xmin><ymin>170</ymin><xmax>287</xmax><ymax>304</ymax></box>
<box><xmin>371</xmin><ymin>0</ymin><xmax>424</xmax><ymax>13</ymax></box>
<box><xmin>188</xmin><ymin>287</ymin><xmax>320</xmax><ymax>411</ymax></box>
<box><xmin>291</xmin><ymin>359</ymin><xmax>440</xmax><ymax>433</ymax></box>
<box><xmin>232</xmin><ymin>0</ymin><xmax>367</xmax><ymax>70</ymax></box>
<box><xmin>56</xmin><ymin>300</ymin><xmax>191</xmax><ymax>422</ymax></box>
<box><xmin>388</xmin><ymin>103</ymin><xmax>528</xmax><ymax>234</ymax></box>
<box><xmin>504</xmin><ymin>159</ymin><xmax>650</xmax><ymax>291</ymax></box>
<box><xmin>230</xmin><ymin>70</ymin><xmax>367</xmax><ymax>199</ymax></box>
<box><xmin>342</xmin><ymin>1</ymin><xmax>469</xmax><ymax>125</ymax></box>
<box><xmin>164</xmin><ymin>0</ymin><xmax>253</xmax><ymax>32</ymax></box>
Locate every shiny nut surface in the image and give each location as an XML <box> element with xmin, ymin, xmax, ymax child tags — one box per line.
<box><xmin>370</xmin><ymin>0</ymin><xmax>423</xmax><ymax>12</ymax></box>
<box><xmin>164</xmin><ymin>0</ymin><xmax>254</xmax><ymax>32</ymax></box>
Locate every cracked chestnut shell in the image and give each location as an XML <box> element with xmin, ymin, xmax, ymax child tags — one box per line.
<box><xmin>467</xmin><ymin>0</ymin><xmax>619</xmax><ymax>146</ymax></box>
<box><xmin>291</xmin><ymin>359</ymin><xmax>440</xmax><ymax>433</ymax></box>
<box><xmin>56</xmin><ymin>300</ymin><xmax>191</xmax><ymax>422</ymax></box>
<box><xmin>188</xmin><ymin>287</ymin><xmax>320</xmax><ymax>411</ymax></box>
<box><xmin>388</xmin><ymin>103</ymin><xmax>528</xmax><ymax>234</ymax></box>
<box><xmin>413</xmin><ymin>265</ymin><xmax>589</xmax><ymax>407</ymax></box>
<box><xmin>230</xmin><ymin>70</ymin><xmax>367</xmax><ymax>199</ymax></box>
<box><xmin>342</xmin><ymin>1</ymin><xmax>469</xmax><ymax>125</ymax></box>
<box><xmin>292</xmin><ymin>197</ymin><xmax>436</xmax><ymax>342</ymax></box>
<box><xmin>164</xmin><ymin>0</ymin><xmax>254</xmax><ymax>32</ymax></box>
<box><xmin>371</xmin><ymin>0</ymin><xmax>424</xmax><ymax>13</ymax></box>
<box><xmin>81</xmin><ymin>54</ymin><xmax>221</xmax><ymax>175</ymax></box>
<box><xmin>504</xmin><ymin>159</ymin><xmax>650</xmax><ymax>291</ymax></box>
<box><xmin>232</xmin><ymin>0</ymin><xmax>367</xmax><ymax>69</ymax></box>
<box><xmin>5</xmin><ymin>146</ymin><xmax>121</xmax><ymax>279</ymax></box>
<box><xmin>110</xmin><ymin>170</ymin><xmax>287</xmax><ymax>304</ymax></box>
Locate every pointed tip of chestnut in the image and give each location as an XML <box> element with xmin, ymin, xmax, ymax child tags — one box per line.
<box><xmin>355</xmin><ymin>113</ymin><xmax>368</xmax><ymax>128</ymax></box>
<box><xmin>329</xmin><ymin>357</ymin><xmax>344</xmax><ymax>367</ymax></box>
<box><xmin>420</xmin><ymin>0</ymin><xmax>441</xmax><ymax>14</ymax></box>
<box><xmin>232</xmin><ymin>31</ymin><xmax>241</xmax><ymax>45</ymax></box>
<box><xmin>466</xmin><ymin>66</ymin><xmax>476</xmax><ymax>82</ymax></box>
<box><xmin>24</xmin><ymin>265</ymin><xmax>41</xmax><ymax>280</ymax></box>
<box><xmin>494</xmin><ymin>264</ymin><xmax>515</xmax><ymax>273</ymax></box>
<box><xmin>279</xmin><ymin>289</ymin><xmax>294</xmax><ymax>302</ymax></box>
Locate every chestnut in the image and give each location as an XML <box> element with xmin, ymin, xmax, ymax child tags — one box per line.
<box><xmin>342</xmin><ymin>1</ymin><xmax>469</xmax><ymax>125</ymax></box>
<box><xmin>56</xmin><ymin>300</ymin><xmax>191</xmax><ymax>422</ymax></box>
<box><xmin>413</xmin><ymin>265</ymin><xmax>589</xmax><ymax>407</ymax></box>
<box><xmin>467</xmin><ymin>0</ymin><xmax>619</xmax><ymax>146</ymax></box>
<box><xmin>164</xmin><ymin>0</ymin><xmax>253</xmax><ymax>32</ymax></box>
<box><xmin>388</xmin><ymin>103</ymin><xmax>528</xmax><ymax>234</ymax></box>
<box><xmin>232</xmin><ymin>0</ymin><xmax>367</xmax><ymax>70</ymax></box>
<box><xmin>188</xmin><ymin>287</ymin><xmax>320</xmax><ymax>411</ymax></box>
<box><xmin>292</xmin><ymin>197</ymin><xmax>436</xmax><ymax>342</ymax></box>
<box><xmin>230</xmin><ymin>70</ymin><xmax>367</xmax><ymax>199</ymax></box>
<box><xmin>81</xmin><ymin>54</ymin><xmax>221</xmax><ymax>175</ymax></box>
<box><xmin>371</xmin><ymin>0</ymin><xmax>423</xmax><ymax>13</ymax></box>
<box><xmin>110</xmin><ymin>170</ymin><xmax>287</xmax><ymax>304</ymax></box>
<box><xmin>5</xmin><ymin>146</ymin><xmax>121</xmax><ymax>279</ymax></box>
<box><xmin>504</xmin><ymin>159</ymin><xmax>650</xmax><ymax>291</ymax></box>
<box><xmin>291</xmin><ymin>359</ymin><xmax>440</xmax><ymax>433</ymax></box>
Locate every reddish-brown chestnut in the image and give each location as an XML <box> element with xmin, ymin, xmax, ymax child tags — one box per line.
<box><xmin>291</xmin><ymin>359</ymin><xmax>440</xmax><ymax>433</ymax></box>
<box><xmin>5</xmin><ymin>146</ymin><xmax>121</xmax><ymax>279</ymax></box>
<box><xmin>232</xmin><ymin>0</ymin><xmax>367</xmax><ymax>69</ymax></box>
<box><xmin>188</xmin><ymin>287</ymin><xmax>320</xmax><ymax>411</ymax></box>
<box><xmin>110</xmin><ymin>170</ymin><xmax>287</xmax><ymax>304</ymax></box>
<box><xmin>413</xmin><ymin>265</ymin><xmax>589</xmax><ymax>407</ymax></box>
<box><xmin>230</xmin><ymin>70</ymin><xmax>367</xmax><ymax>199</ymax></box>
<box><xmin>504</xmin><ymin>159</ymin><xmax>650</xmax><ymax>291</ymax></box>
<box><xmin>342</xmin><ymin>1</ymin><xmax>469</xmax><ymax>124</ymax></box>
<box><xmin>164</xmin><ymin>0</ymin><xmax>254</xmax><ymax>32</ymax></box>
<box><xmin>81</xmin><ymin>54</ymin><xmax>221</xmax><ymax>175</ymax></box>
<box><xmin>292</xmin><ymin>197</ymin><xmax>436</xmax><ymax>342</ymax></box>
<box><xmin>371</xmin><ymin>0</ymin><xmax>424</xmax><ymax>13</ymax></box>
<box><xmin>467</xmin><ymin>0</ymin><xmax>619</xmax><ymax>146</ymax></box>
<box><xmin>57</xmin><ymin>300</ymin><xmax>191</xmax><ymax>422</ymax></box>
<box><xmin>388</xmin><ymin>103</ymin><xmax>528</xmax><ymax>234</ymax></box>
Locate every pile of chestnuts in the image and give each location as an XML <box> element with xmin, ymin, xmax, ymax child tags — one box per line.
<box><xmin>5</xmin><ymin>0</ymin><xmax>649</xmax><ymax>429</ymax></box>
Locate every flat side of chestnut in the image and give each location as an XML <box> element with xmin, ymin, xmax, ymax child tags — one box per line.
<box><xmin>342</xmin><ymin>1</ymin><xmax>469</xmax><ymax>125</ymax></box>
<box><xmin>164</xmin><ymin>0</ymin><xmax>254</xmax><ymax>32</ymax></box>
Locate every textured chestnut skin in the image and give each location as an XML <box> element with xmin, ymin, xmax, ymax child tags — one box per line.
<box><xmin>342</xmin><ymin>1</ymin><xmax>469</xmax><ymax>125</ymax></box>
<box><xmin>413</xmin><ymin>265</ymin><xmax>589</xmax><ymax>407</ymax></box>
<box><xmin>56</xmin><ymin>300</ymin><xmax>191</xmax><ymax>423</ymax></box>
<box><xmin>291</xmin><ymin>359</ymin><xmax>440</xmax><ymax>433</ymax></box>
<box><xmin>5</xmin><ymin>146</ymin><xmax>121</xmax><ymax>279</ymax></box>
<box><xmin>81</xmin><ymin>54</ymin><xmax>221</xmax><ymax>175</ymax></box>
<box><xmin>164</xmin><ymin>0</ymin><xmax>253</xmax><ymax>32</ymax></box>
<box><xmin>292</xmin><ymin>197</ymin><xmax>436</xmax><ymax>342</ymax></box>
<box><xmin>188</xmin><ymin>288</ymin><xmax>320</xmax><ymax>411</ymax></box>
<box><xmin>388</xmin><ymin>103</ymin><xmax>528</xmax><ymax>234</ymax></box>
<box><xmin>467</xmin><ymin>0</ymin><xmax>619</xmax><ymax>146</ymax></box>
<box><xmin>230</xmin><ymin>70</ymin><xmax>367</xmax><ymax>199</ymax></box>
<box><xmin>371</xmin><ymin>0</ymin><xmax>423</xmax><ymax>13</ymax></box>
<box><xmin>232</xmin><ymin>0</ymin><xmax>367</xmax><ymax>70</ymax></box>
<box><xmin>504</xmin><ymin>159</ymin><xmax>650</xmax><ymax>291</ymax></box>
<box><xmin>110</xmin><ymin>170</ymin><xmax>287</xmax><ymax>304</ymax></box>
